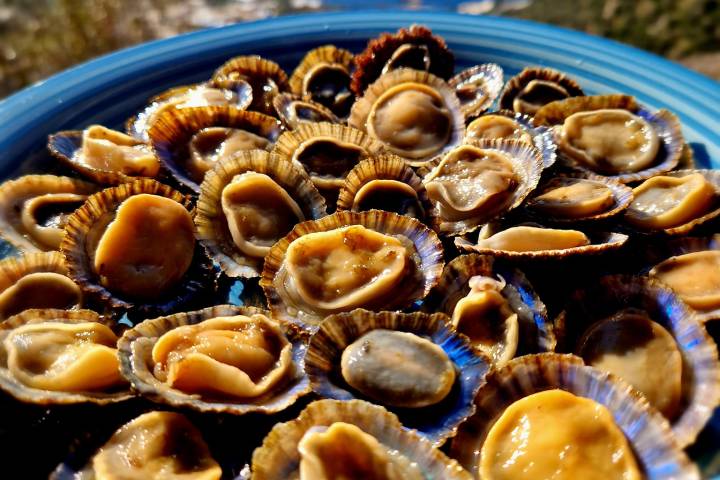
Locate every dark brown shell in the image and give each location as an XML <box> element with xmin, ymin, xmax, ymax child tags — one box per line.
<box><xmin>211</xmin><ymin>55</ymin><xmax>289</xmax><ymax>116</ymax></box>
<box><xmin>499</xmin><ymin>66</ymin><xmax>584</xmax><ymax>113</ymax></box>
<box><xmin>272</xmin><ymin>93</ymin><xmax>341</xmax><ymax>130</ymax></box>
<box><xmin>289</xmin><ymin>45</ymin><xmax>354</xmax><ymax>118</ymax></box>
<box><xmin>351</xmin><ymin>24</ymin><xmax>454</xmax><ymax>96</ymax></box>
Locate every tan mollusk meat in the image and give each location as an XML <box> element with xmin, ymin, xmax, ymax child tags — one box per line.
<box><xmin>466</xmin><ymin>113</ymin><xmax>534</xmax><ymax>144</ymax></box>
<box><xmin>498</xmin><ymin>67</ymin><xmax>584</xmax><ymax>115</ymax></box>
<box><xmin>0</xmin><ymin>175</ymin><xmax>98</xmax><ymax>252</ymax></box>
<box><xmin>273</xmin><ymin>93</ymin><xmax>341</xmax><ymax>130</ymax></box>
<box><xmin>211</xmin><ymin>55</ymin><xmax>289</xmax><ymax>116</ymax></box>
<box><xmin>650</xmin><ymin>250</ymin><xmax>720</xmax><ymax>315</ymax></box>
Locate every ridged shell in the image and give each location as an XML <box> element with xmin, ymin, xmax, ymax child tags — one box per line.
<box><xmin>351</xmin><ymin>24</ymin><xmax>455</xmax><ymax>96</ymax></box>
<box><xmin>554</xmin><ymin>274</ymin><xmax>720</xmax><ymax>447</ymax></box>
<box><xmin>336</xmin><ymin>153</ymin><xmax>432</xmax><ymax>222</ymax></box>
<box><xmin>48</xmin><ymin>129</ymin><xmax>159</xmax><ymax>185</ymax></box>
<box><xmin>195</xmin><ymin>150</ymin><xmax>327</xmax><ymax>278</ymax></box>
<box><xmin>260</xmin><ymin>209</ymin><xmax>444</xmax><ymax>330</ymax></box>
<box><xmin>623</xmin><ymin>169</ymin><xmax>720</xmax><ymax>236</ymax></box>
<box><xmin>348</xmin><ymin>68</ymin><xmax>465</xmax><ymax>166</ymax></box>
<box><xmin>0</xmin><ymin>175</ymin><xmax>98</xmax><ymax>253</ymax></box>
<box><xmin>273</xmin><ymin>93</ymin><xmax>341</xmax><ymax>130</ymax></box>
<box><xmin>499</xmin><ymin>66</ymin><xmax>584</xmax><ymax>113</ymax></box>
<box><xmin>0</xmin><ymin>308</ymin><xmax>133</xmax><ymax>405</ymax></box>
<box><xmin>449</xmin><ymin>63</ymin><xmax>504</xmax><ymax>118</ymax></box>
<box><xmin>211</xmin><ymin>56</ymin><xmax>289</xmax><ymax>116</ymax></box>
<box><xmin>147</xmin><ymin>105</ymin><xmax>282</xmax><ymax>192</ymax></box>
<box><xmin>424</xmin><ymin>253</ymin><xmax>556</xmax><ymax>354</ymax></box>
<box><xmin>117</xmin><ymin>305</ymin><xmax>311</xmax><ymax>414</ymax></box>
<box><xmin>450</xmin><ymin>353</ymin><xmax>699</xmax><ymax>479</ymax></box>
<box><xmin>524</xmin><ymin>169</ymin><xmax>634</xmax><ymax>224</ymax></box>
<box><xmin>304</xmin><ymin>309</ymin><xmax>490</xmax><ymax>445</ymax></box>
<box><xmin>60</xmin><ymin>179</ymin><xmax>215</xmax><ymax>317</ymax></box>
<box><xmin>422</xmin><ymin>138</ymin><xmax>544</xmax><ymax>236</ymax></box>
<box><xmin>534</xmin><ymin>95</ymin><xmax>684</xmax><ymax>183</ymax></box>
<box><xmin>251</xmin><ymin>398</ymin><xmax>472</xmax><ymax>480</ymax></box>
<box><xmin>289</xmin><ymin>45</ymin><xmax>354</xmax><ymax>118</ymax></box>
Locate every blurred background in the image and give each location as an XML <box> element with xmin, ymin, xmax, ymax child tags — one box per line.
<box><xmin>0</xmin><ymin>0</ymin><xmax>718</xmax><ymax>99</ymax></box>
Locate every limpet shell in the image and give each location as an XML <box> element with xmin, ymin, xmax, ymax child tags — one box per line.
<box><xmin>449</xmin><ymin>63</ymin><xmax>504</xmax><ymax>118</ymax></box>
<box><xmin>273</xmin><ymin>93</ymin><xmax>341</xmax><ymax>130</ymax></box>
<box><xmin>499</xmin><ymin>66</ymin><xmax>584</xmax><ymax>115</ymax></box>
<box><xmin>289</xmin><ymin>45</ymin><xmax>354</xmax><ymax>118</ymax></box>
<box><xmin>211</xmin><ymin>55</ymin><xmax>289</xmax><ymax>116</ymax></box>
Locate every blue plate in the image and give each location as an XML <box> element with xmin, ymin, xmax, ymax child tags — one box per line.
<box><xmin>0</xmin><ymin>10</ymin><xmax>718</xmax><ymax>477</ymax></box>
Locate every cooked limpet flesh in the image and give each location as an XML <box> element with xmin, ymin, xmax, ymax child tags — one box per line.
<box><xmin>499</xmin><ymin>67</ymin><xmax>584</xmax><ymax>116</ymax></box>
<box><xmin>625</xmin><ymin>173</ymin><xmax>716</xmax><ymax>230</ymax></box>
<box><xmin>513</xmin><ymin>80</ymin><xmax>571</xmax><ymax>115</ymax></box>
<box><xmin>474</xmin><ymin>225</ymin><xmax>590</xmax><ymax>252</ymax></box>
<box><xmin>340</xmin><ymin>329</ymin><xmax>456</xmax><ymax>408</ymax></box>
<box><xmin>480</xmin><ymin>389</ymin><xmax>642</xmax><ymax>480</ymax></box>
<box><xmin>89</xmin><ymin>411</ymin><xmax>221</xmax><ymax>480</ymax></box>
<box><xmin>575</xmin><ymin>309</ymin><xmax>683</xmax><ymax>419</ymax></box>
<box><xmin>466</xmin><ymin>114</ymin><xmax>533</xmax><ymax>143</ymax></box>
<box><xmin>298</xmin><ymin>422</ymin><xmax>423</xmax><ymax>480</ymax></box>
<box><xmin>79</xmin><ymin>125</ymin><xmax>160</xmax><ymax>176</ymax></box>
<box><xmin>273</xmin><ymin>93</ymin><xmax>341</xmax><ymax>129</ymax></box>
<box><xmin>529</xmin><ymin>177</ymin><xmax>615</xmax><ymax>218</ymax></box>
<box><xmin>353</xmin><ymin>180</ymin><xmax>424</xmax><ymax>218</ymax></box>
<box><xmin>650</xmin><ymin>250</ymin><xmax>720</xmax><ymax>311</ymax></box>
<box><xmin>188</xmin><ymin>126</ymin><xmax>272</xmax><ymax>179</ymax></box>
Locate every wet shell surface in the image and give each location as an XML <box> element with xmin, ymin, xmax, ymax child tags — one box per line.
<box><xmin>554</xmin><ymin>274</ymin><xmax>720</xmax><ymax>447</ymax></box>
<box><xmin>351</xmin><ymin>24</ymin><xmax>455</xmax><ymax>96</ymax></box>
<box><xmin>260</xmin><ymin>209</ymin><xmax>444</xmax><ymax>330</ymax></box>
<box><xmin>450</xmin><ymin>353</ymin><xmax>698</xmax><ymax>479</ymax></box>
<box><xmin>60</xmin><ymin>179</ymin><xmax>214</xmax><ymax>317</ymax></box>
<box><xmin>117</xmin><ymin>304</ymin><xmax>311</xmax><ymax>415</ymax></box>
<box><xmin>449</xmin><ymin>63</ymin><xmax>504</xmax><ymax>118</ymax></box>
<box><xmin>348</xmin><ymin>68</ymin><xmax>465</xmax><ymax>166</ymax></box>
<box><xmin>147</xmin><ymin>105</ymin><xmax>282</xmax><ymax>192</ymax></box>
<box><xmin>424</xmin><ymin>253</ymin><xmax>556</xmax><ymax>360</ymax></box>
<box><xmin>195</xmin><ymin>150</ymin><xmax>327</xmax><ymax>278</ymax></box>
<box><xmin>273</xmin><ymin>93</ymin><xmax>341</xmax><ymax>130</ymax></box>
<box><xmin>0</xmin><ymin>308</ymin><xmax>133</xmax><ymax>405</ymax></box>
<box><xmin>251</xmin><ymin>398</ymin><xmax>472</xmax><ymax>480</ymax></box>
<box><xmin>304</xmin><ymin>309</ymin><xmax>490</xmax><ymax>445</ymax></box>
<box><xmin>211</xmin><ymin>55</ymin><xmax>289</xmax><ymax>116</ymax></box>
<box><xmin>499</xmin><ymin>66</ymin><xmax>585</xmax><ymax>115</ymax></box>
<box><xmin>0</xmin><ymin>175</ymin><xmax>98</xmax><ymax>252</ymax></box>
<box><xmin>335</xmin><ymin>153</ymin><xmax>432</xmax><ymax>221</ymax></box>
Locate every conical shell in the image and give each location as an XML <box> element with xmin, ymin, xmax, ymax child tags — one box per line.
<box><xmin>273</xmin><ymin>93</ymin><xmax>341</xmax><ymax>130</ymax></box>
<box><xmin>554</xmin><ymin>274</ymin><xmax>720</xmax><ymax>447</ymax></box>
<box><xmin>289</xmin><ymin>45</ymin><xmax>354</xmax><ymax>118</ymax></box>
<box><xmin>195</xmin><ymin>150</ymin><xmax>327</xmax><ymax>278</ymax></box>
<box><xmin>450</xmin><ymin>353</ymin><xmax>698</xmax><ymax>479</ymax></box>
<box><xmin>499</xmin><ymin>66</ymin><xmax>584</xmax><ymax>113</ymax></box>
<box><xmin>449</xmin><ymin>63</ymin><xmax>504</xmax><ymax>118</ymax></box>
<box><xmin>251</xmin><ymin>398</ymin><xmax>472</xmax><ymax>480</ymax></box>
<box><xmin>211</xmin><ymin>55</ymin><xmax>289</xmax><ymax>116</ymax></box>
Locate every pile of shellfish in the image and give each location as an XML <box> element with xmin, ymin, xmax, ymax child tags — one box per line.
<box><xmin>0</xmin><ymin>24</ymin><xmax>716</xmax><ymax>479</ymax></box>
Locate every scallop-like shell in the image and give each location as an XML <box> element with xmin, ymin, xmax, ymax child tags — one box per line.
<box><xmin>260</xmin><ymin>209</ymin><xmax>444</xmax><ymax>330</ymax></box>
<box><xmin>251</xmin><ymin>398</ymin><xmax>472</xmax><ymax>480</ymax></box>
<box><xmin>534</xmin><ymin>95</ymin><xmax>684</xmax><ymax>183</ymax></box>
<box><xmin>304</xmin><ymin>309</ymin><xmax>490</xmax><ymax>445</ymax></box>
<box><xmin>0</xmin><ymin>175</ymin><xmax>98</xmax><ymax>253</ymax></box>
<box><xmin>273</xmin><ymin>93</ymin><xmax>341</xmax><ymax>130</ymax></box>
<box><xmin>425</xmin><ymin>253</ymin><xmax>556</xmax><ymax>354</ymax></box>
<box><xmin>48</xmin><ymin>129</ymin><xmax>159</xmax><ymax>185</ymax></box>
<box><xmin>336</xmin><ymin>153</ymin><xmax>432</xmax><ymax>222</ymax></box>
<box><xmin>147</xmin><ymin>105</ymin><xmax>282</xmax><ymax>192</ymax></box>
<box><xmin>211</xmin><ymin>55</ymin><xmax>289</xmax><ymax>116</ymax></box>
<box><xmin>118</xmin><ymin>304</ymin><xmax>310</xmax><ymax>414</ymax></box>
<box><xmin>289</xmin><ymin>45</ymin><xmax>354</xmax><ymax>118</ymax></box>
<box><xmin>196</xmin><ymin>150</ymin><xmax>327</xmax><ymax>278</ymax></box>
<box><xmin>499</xmin><ymin>66</ymin><xmax>584</xmax><ymax>113</ymax></box>
<box><xmin>450</xmin><ymin>353</ymin><xmax>698</xmax><ymax>479</ymax></box>
<box><xmin>349</xmin><ymin>68</ymin><xmax>465</xmax><ymax>166</ymax></box>
<box><xmin>0</xmin><ymin>308</ymin><xmax>133</xmax><ymax>405</ymax></box>
<box><xmin>524</xmin><ymin>170</ymin><xmax>634</xmax><ymax>224</ymax></box>
<box><xmin>449</xmin><ymin>63</ymin><xmax>504</xmax><ymax>118</ymax></box>
<box><xmin>422</xmin><ymin>138</ymin><xmax>544</xmax><ymax>236</ymax></box>
<box><xmin>351</xmin><ymin>24</ymin><xmax>455</xmax><ymax>96</ymax></box>
<box><xmin>554</xmin><ymin>274</ymin><xmax>720</xmax><ymax>447</ymax></box>
<box><xmin>61</xmin><ymin>179</ymin><xmax>215</xmax><ymax>317</ymax></box>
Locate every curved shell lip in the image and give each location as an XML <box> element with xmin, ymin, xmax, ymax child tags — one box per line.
<box><xmin>117</xmin><ymin>304</ymin><xmax>311</xmax><ymax>415</ymax></box>
<box><xmin>195</xmin><ymin>150</ymin><xmax>327</xmax><ymax>279</ymax></box>
<box><xmin>524</xmin><ymin>169</ymin><xmax>634</xmax><ymax>224</ymax></box>
<box><xmin>449</xmin><ymin>353</ymin><xmax>699</xmax><ymax>479</ymax></box>
<box><xmin>622</xmin><ymin>169</ymin><xmax>720</xmax><ymax>237</ymax></box>
<box><xmin>0</xmin><ymin>308</ymin><xmax>134</xmax><ymax>405</ymax></box>
<box><xmin>272</xmin><ymin>93</ymin><xmax>341</xmax><ymax>130</ymax></box>
<box><xmin>424</xmin><ymin>253</ymin><xmax>556</xmax><ymax>354</ymax></box>
<box><xmin>0</xmin><ymin>175</ymin><xmax>98</xmax><ymax>253</ymax></box>
<box><xmin>554</xmin><ymin>274</ymin><xmax>720</xmax><ymax>448</ymax></box>
<box><xmin>303</xmin><ymin>309</ymin><xmax>490</xmax><ymax>446</ymax></box>
<box><xmin>449</xmin><ymin>63</ymin><xmax>504</xmax><ymax>119</ymax></box>
<box><xmin>455</xmin><ymin>223</ymin><xmax>629</xmax><ymax>260</ymax></box>
<box><xmin>260</xmin><ymin>209</ymin><xmax>445</xmax><ymax>331</ymax></box>
<box><xmin>147</xmin><ymin>105</ymin><xmax>283</xmax><ymax>193</ymax></box>
<box><xmin>536</xmin><ymin>95</ymin><xmax>684</xmax><ymax>183</ymax></box>
<box><xmin>47</xmin><ymin>130</ymin><xmax>159</xmax><ymax>185</ymax></box>
<box><xmin>422</xmin><ymin>138</ymin><xmax>545</xmax><ymax>236</ymax></box>
<box><xmin>498</xmin><ymin>66</ymin><xmax>585</xmax><ymax>113</ymax></box>
<box><xmin>335</xmin><ymin>153</ymin><xmax>433</xmax><ymax>222</ymax></box>
<box><xmin>60</xmin><ymin>179</ymin><xmax>216</xmax><ymax>317</ymax></box>
<box><xmin>351</xmin><ymin>24</ymin><xmax>455</xmax><ymax>96</ymax></box>
<box><xmin>250</xmin><ymin>398</ymin><xmax>473</xmax><ymax>480</ymax></box>
<box><xmin>348</xmin><ymin>68</ymin><xmax>465</xmax><ymax>167</ymax></box>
